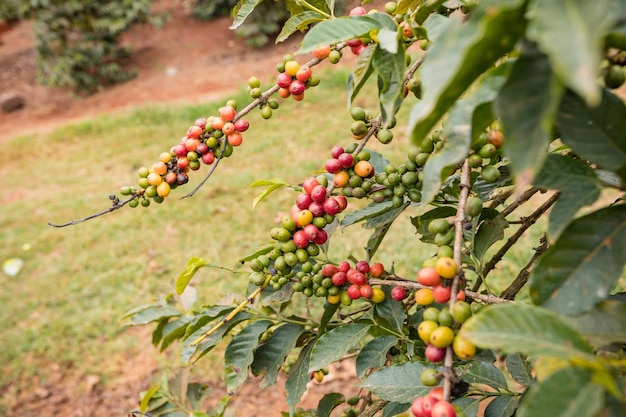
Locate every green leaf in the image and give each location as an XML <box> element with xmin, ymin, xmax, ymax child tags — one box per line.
<box><xmin>382</xmin><ymin>402</ymin><xmax>410</xmax><ymax>417</ymax></box>
<box><xmin>317</xmin><ymin>393</ymin><xmax>345</xmax><ymax>417</ymax></box>
<box><xmin>297</xmin><ymin>15</ymin><xmax>386</xmax><ymax>54</ymax></box>
<box><xmin>472</xmin><ymin>214</ymin><xmax>508</xmax><ymax>263</ymax></box>
<box><xmin>366</xmin><ymin>224</ymin><xmax>392</xmax><ymax>259</ymax></box>
<box><xmin>566</xmin><ymin>300</ymin><xmax>626</xmax><ymax>348</ymax></box>
<box><xmin>184</xmin><ymin>305</ymin><xmax>233</xmax><ymax>339</ymax></box>
<box><xmin>139</xmin><ymin>384</ymin><xmax>160</xmax><ymax>413</ymax></box>
<box><xmin>286</xmin><ymin>341</ymin><xmax>316</xmax><ymax>416</ymax></box>
<box><xmin>396</xmin><ymin>0</ymin><xmax>421</xmax><ymax>15</ymax></box>
<box><xmin>419</xmin><ymin>62</ymin><xmax>511</xmax><ymax>205</ymax></box>
<box><xmin>484</xmin><ymin>395</ymin><xmax>518</xmax><ymax>417</ymax></box>
<box><xmin>407</xmin><ymin>0</ymin><xmax>527</xmax><ymax>143</ymax></box>
<box><xmin>355</xmin><ymin>335</ymin><xmax>398</xmax><ymax>379</ymax></box>
<box><xmin>377</xmin><ymin>28</ymin><xmax>399</xmax><ymax>54</ymax></box>
<box><xmin>557</xmin><ymin>88</ymin><xmax>626</xmax><ymax>172</ymax></box>
<box><xmin>527</xmin><ymin>0</ymin><xmax>624</xmax><ymax>106</ymax></box>
<box><xmin>319</xmin><ymin>302</ymin><xmax>339</xmax><ymax>335</ymax></box>
<box><xmin>374</xmin><ymin>287</ymin><xmax>407</xmax><ymax>334</ymax></box>
<box><xmin>452</xmin><ymin>397</ymin><xmax>481</xmax><ymax>417</ymax></box>
<box><xmin>224</xmin><ymin>320</ymin><xmax>273</xmax><ymax>392</ymax></box>
<box><xmin>364</xmin><ymin>202</ymin><xmax>409</xmax><ymax>229</ymax></box>
<box><xmin>517</xmin><ymin>367</ymin><xmax>604</xmax><ymax>417</ymax></box>
<box><xmin>422</xmin><ymin>13</ymin><xmax>448</xmax><ymax>42</ymax></box>
<box><xmin>505</xmin><ymin>352</ymin><xmax>532</xmax><ymax>387</ymax></box>
<box><xmin>238</xmin><ymin>245</ymin><xmax>274</xmax><ymax>263</ymax></box>
<box><xmin>176</xmin><ymin>257</ymin><xmax>211</xmax><ymax>295</ymax></box>
<box><xmin>341</xmin><ymin>201</ymin><xmax>395</xmax><ymax>230</ymax></box>
<box><xmin>414</xmin><ymin>0</ymin><xmax>446</xmax><ymax>25</ymax></box>
<box><xmin>494</xmin><ymin>42</ymin><xmax>564</xmax><ymax>189</ymax></box>
<box><xmin>373</xmin><ymin>42</ymin><xmax>406</xmax><ymax>127</ymax></box>
<box><xmin>251</xmin><ymin>323</ymin><xmax>306</xmax><ymax>387</ymax></box>
<box><xmin>347</xmin><ymin>44</ymin><xmax>376</xmax><ymax>107</ymax></box>
<box><xmin>360</xmin><ymin>361</ymin><xmax>430</xmax><ymax>403</ymax></box>
<box><xmin>462</xmin><ymin>361</ymin><xmax>509</xmax><ymax>391</ymax></box>
<box><xmin>308</xmin><ymin>323</ymin><xmax>371</xmax><ymax>372</ymax></box>
<box><xmin>248</xmin><ymin>178</ymin><xmax>291</xmax><ymax>208</ymax></box>
<box><xmin>160</xmin><ymin>316</ymin><xmax>193</xmax><ymax>352</ymax></box>
<box><xmin>529</xmin><ymin>205</ymin><xmax>626</xmax><ymax>315</ymax></box>
<box><xmin>230</xmin><ymin>0</ymin><xmax>264</xmax><ymax>30</ymax></box>
<box><xmin>123</xmin><ymin>302</ymin><xmax>181</xmax><ymax>326</ymax></box>
<box><xmin>460</xmin><ymin>303</ymin><xmax>595</xmax><ymax>360</ymax></box>
<box><xmin>276</xmin><ymin>11</ymin><xmax>324</xmax><ymax>43</ymax></box>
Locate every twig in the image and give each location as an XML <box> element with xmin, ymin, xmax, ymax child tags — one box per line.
<box><xmin>181</xmin><ymin>138</ymin><xmax>227</xmax><ymax>199</ymax></box>
<box><xmin>499</xmin><ymin>234</ymin><xmax>549</xmax><ymax>300</ymax></box>
<box><xmin>48</xmin><ymin>194</ymin><xmax>138</xmax><ymax>227</ymax></box>
<box><xmin>472</xmin><ymin>191</ymin><xmax>560</xmax><ymax>292</ymax></box>
<box><xmin>359</xmin><ymin>399</ymin><xmax>388</xmax><ymax>417</ymax></box>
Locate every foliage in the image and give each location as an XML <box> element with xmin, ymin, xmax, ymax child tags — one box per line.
<box><xmin>56</xmin><ymin>0</ymin><xmax>626</xmax><ymax>416</ymax></box>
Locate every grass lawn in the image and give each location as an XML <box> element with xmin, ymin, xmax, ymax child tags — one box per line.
<box><xmin>0</xmin><ymin>66</ymin><xmax>547</xmax><ymax>408</ymax></box>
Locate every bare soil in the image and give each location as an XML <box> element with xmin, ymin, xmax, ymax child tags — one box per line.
<box><xmin>0</xmin><ymin>1</ymin><xmax>363</xmax><ymax>416</ymax></box>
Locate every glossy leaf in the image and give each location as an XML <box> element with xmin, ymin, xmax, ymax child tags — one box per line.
<box><xmin>355</xmin><ymin>335</ymin><xmax>398</xmax><ymax>379</ymax></box>
<box><xmin>407</xmin><ymin>0</ymin><xmax>527</xmax><ymax>143</ymax></box>
<box><xmin>341</xmin><ymin>201</ymin><xmax>394</xmax><ymax>230</ymax></box>
<box><xmin>230</xmin><ymin>0</ymin><xmax>264</xmax><ymax>30</ymax></box>
<box><xmin>505</xmin><ymin>352</ymin><xmax>532</xmax><ymax>387</ymax></box>
<box><xmin>484</xmin><ymin>395</ymin><xmax>518</xmax><ymax>417</ymax></box>
<box><xmin>557</xmin><ymin>88</ymin><xmax>626</xmax><ymax>172</ymax></box>
<box><xmin>364</xmin><ymin>202</ymin><xmax>409</xmax><ymax>230</ymax></box>
<box><xmin>160</xmin><ymin>316</ymin><xmax>193</xmax><ymax>352</ymax></box>
<box><xmin>422</xmin><ymin>13</ymin><xmax>448</xmax><ymax>42</ymax></box>
<box><xmin>175</xmin><ymin>257</ymin><xmax>211</xmax><ymax>295</ymax></box>
<box><xmin>414</xmin><ymin>0</ymin><xmax>446</xmax><ymax>25</ymax></box>
<box><xmin>517</xmin><ymin>367</ymin><xmax>604</xmax><ymax>417</ymax></box>
<box><xmin>183</xmin><ymin>305</ymin><xmax>233</xmax><ymax>339</ymax></box>
<box><xmin>534</xmin><ymin>154</ymin><xmax>600</xmax><ymax>241</ymax></box>
<box><xmin>529</xmin><ymin>205</ymin><xmax>626</xmax><ymax>315</ymax></box>
<box><xmin>123</xmin><ymin>302</ymin><xmax>181</xmax><ymax>326</ymax></box>
<box><xmin>286</xmin><ymin>341</ymin><xmax>315</xmax><ymax>415</ymax></box>
<box><xmin>297</xmin><ymin>16</ymin><xmax>387</xmax><ymax>54</ymax></box>
<box><xmin>452</xmin><ymin>397</ymin><xmax>481</xmax><ymax>417</ymax></box>
<box><xmin>374</xmin><ymin>287</ymin><xmax>406</xmax><ymax>334</ymax></box>
<box><xmin>566</xmin><ymin>300</ymin><xmax>626</xmax><ymax>348</ymax></box>
<box><xmin>372</xmin><ymin>42</ymin><xmax>406</xmax><ymax>127</ymax></box>
<box><xmin>347</xmin><ymin>44</ymin><xmax>376</xmax><ymax>108</ymax></box>
<box><xmin>360</xmin><ymin>361</ymin><xmax>430</xmax><ymax>403</ymax></box>
<box><xmin>276</xmin><ymin>11</ymin><xmax>324</xmax><ymax>43</ymax></box>
<box><xmin>472</xmin><ymin>213</ymin><xmax>508</xmax><ymax>263</ymax></box>
<box><xmin>308</xmin><ymin>323</ymin><xmax>371</xmax><ymax>372</ymax></box>
<box><xmin>319</xmin><ymin>302</ymin><xmax>339</xmax><ymax>335</ymax></box>
<box><xmin>396</xmin><ymin>0</ymin><xmax>421</xmax><ymax>15</ymax></box>
<box><xmin>248</xmin><ymin>178</ymin><xmax>291</xmax><ymax>208</ymax></box>
<box><xmin>224</xmin><ymin>320</ymin><xmax>272</xmax><ymax>391</ymax></box>
<box><xmin>419</xmin><ymin>62</ymin><xmax>511</xmax><ymax>204</ymax></box>
<box><xmin>251</xmin><ymin>323</ymin><xmax>306</xmax><ymax>387</ymax></box>
<box><xmin>366</xmin><ymin>223</ymin><xmax>392</xmax><ymax>260</ymax></box>
<box><xmin>460</xmin><ymin>303</ymin><xmax>594</xmax><ymax>360</ymax></box>
<box><xmin>317</xmin><ymin>393</ymin><xmax>345</xmax><ymax>417</ymax></box>
<box><xmin>494</xmin><ymin>42</ymin><xmax>563</xmax><ymax>189</ymax></box>
<box><xmin>181</xmin><ymin>312</ymin><xmax>250</xmax><ymax>364</ymax></box>
<box><xmin>527</xmin><ymin>0</ymin><xmax>623</xmax><ymax>106</ymax></box>
<box><xmin>462</xmin><ymin>361</ymin><xmax>509</xmax><ymax>391</ymax></box>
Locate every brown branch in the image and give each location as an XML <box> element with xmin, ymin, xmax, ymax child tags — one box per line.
<box><xmin>472</xmin><ymin>191</ymin><xmax>560</xmax><ymax>293</ymax></box>
<box><xmin>48</xmin><ymin>194</ymin><xmax>139</xmax><ymax>227</ymax></box>
<box><xmin>359</xmin><ymin>399</ymin><xmax>388</xmax><ymax>417</ymax></box>
<box><xmin>499</xmin><ymin>234</ymin><xmax>549</xmax><ymax>300</ymax></box>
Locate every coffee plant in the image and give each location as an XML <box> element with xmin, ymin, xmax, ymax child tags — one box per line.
<box><xmin>52</xmin><ymin>0</ymin><xmax>626</xmax><ymax>416</ymax></box>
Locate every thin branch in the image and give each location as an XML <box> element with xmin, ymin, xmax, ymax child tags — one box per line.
<box><xmin>48</xmin><ymin>194</ymin><xmax>138</xmax><ymax>227</ymax></box>
<box><xmin>472</xmin><ymin>191</ymin><xmax>560</xmax><ymax>293</ymax></box>
<box><xmin>181</xmin><ymin>139</ymin><xmax>227</xmax><ymax>199</ymax></box>
<box><xmin>499</xmin><ymin>234</ymin><xmax>549</xmax><ymax>300</ymax></box>
<box><xmin>359</xmin><ymin>399</ymin><xmax>388</xmax><ymax>417</ymax></box>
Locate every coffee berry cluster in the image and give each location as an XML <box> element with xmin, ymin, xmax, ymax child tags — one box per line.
<box><xmin>275</xmin><ymin>55</ymin><xmax>320</xmax><ymax>102</ymax></box>
<box><xmin>411</xmin><ymin>387</ymin><xmax>462</xmax><ymax>417</ymax></box>
<box><xmin>119</xmin><ymin>103</ymin><xmax>248</xmax><ymax>207</ymax></box>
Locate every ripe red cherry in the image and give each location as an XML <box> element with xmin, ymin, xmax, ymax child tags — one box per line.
<box><xmin>411</xmin><ymin>397</ymin><xmax>426</xmax><ymax>417</ymax></box>
<box><xmin>194</xmin><ymin>117</ymin><xmax>207</xmax><ymax>129</ymax></box>
<box><xmin>391</xmin><ymin>286</ymin><xmax>407</xmax><ymax>301</ymax></box>
<box><xmin>332</xmin><ymin>271</ymin><xmax>347</xmax><ymax>286</ymax></box>
<box><xmin>360</xmin><ymin>284</ymin><xmax>373</xmax><ymax>299</ymax></box>
<box><xmin>308</xmin><ymin>201</ymin><xmax>325</xmax><ymax>217</ymax></box>
<box><xmin>219</xmin><ymin>105</ymin><xmax>236</xmax><ymax>122</ymax></box>
<box><xmin>322</xmin><ymin>263</ymin><xmax>337</xmax><ymax>277</ymax></box>
<box><xmin>370</xmin><ymin>262</ymin><xmax>384</xmax><ymax>278</ymax></box>
<box><xmin>303</xmin><ymin>224</ymin><xmax>319</xmax><ymax>242</ymax></box>
<box><xmin>335</xmin><ymin>195</ymin><xmax>348</xmax><ymax>211</ymax></box>
<box><xmin>296</xmin><ymin>193</ymin><xmax>313</xmax><ymax>210</ymax></box>
<box><xmin>432</xmin><ymin>285</ymin><xmax>452</xmax><ymax>304</ymax></box>
<box><xmin>173</xmin><ymin>144</ymin><xmax>188</xmax><ymax>157</ymax></box>
<box><xmin>303</xmin><ymin>177</ymin><xmax>319</xmax><ymax>194</ymax></box>
<box><xmin>326</xmin><ymin>158</ymin><xmax>342</xmax><ymax>174</ymax></box>
<box><xmin>338</xmin><ymin>153</ymin><xmax>355</xmax><ymax>168</ymax></box>
<box><xmin>177</xmin><ymin>157</ymin><xmax>190</xmax><ymax>170</ymax></box>
<box><xmin>289</xmin><ymin>80</ymin><xmax>306</xmax><ymax>96</ymax></box>
<box><xmin>277</xmin><ymin>72</ymin><xmax>292</xmax><ymax>88</ymax></box>
<box><xmin>425</xmin><ymin>344</ymin><xmax>446</xmax><ymax>363</ymax></box>
<box><xmin>349</xmin><ymin>6</ymin><xmax>366</xmax><ymax>15</ymax></box>
<box><xmin>347</xmin><ymin>284</ymin><xmax>362</xmax><ymax>299</ymax></box>
<box><xmin>310</xmin><ymin>185</ymin><xmax>327</xmax><ymax>203</ymax></box>
<box><xmin>234</xmin><ymin>119</ymin><xmax>249</xmax><ymax>132</ymax></box>
<box><xmin>350</xmin><ymin>271</ymin><xmax>367</xmax><ymax>286</ymax></box>
<box><xmin>355</xmin><ymin>260</ymin><xmax>370</xmax><ymax>274</ymax></box>
<box><xmin>429</xmin><ymin>387</ymin><xmax>444</xmax><ymax>401</ymax></box>
<box><xmin>201</xmin><ymin>152</ymin><xmax>215</xmax><ymax>165</ymax></box>
<box><xmin>338</xmin><ymin>261</ymin><xmax>351</xmax><ymax>273</ymax></box>
<box><xmin>195</xmin><ymin>142</ymin><xmax>209</xmax><ymax>155</ymax></box>
<box><xmin>417</xmin><ymin>267</ymin><xmax>441</xmax><ymax>287</ymax></box>
<box><xmin>296</xmin><ymin>66</ymin><xmax>312</xmax><ymax>82</ymax></box>
<box><xmin>313</xmin><ymin>229</ymin><xmax>328</xmax><ymax>245</ymax></box>
<box><xmin>293</xmin><ymin>230</ymin><xmax>309</xmax><ymax>249</ymax></box>
<box><xmin>347</xmin><ymin>38</ymin><xmax>362</xmax><ymax>48</ymax></box>
<box><xmin>431</xmin><ymin>401</ymin><xmax>456</xmax><ymax>417</ymax></box>
<box><xmin>187</xmin><ymin>125</ymin><xmax>203</xmax><ymax>139</ymax></box>
<box><xmin>331</xmin><ymin>145</ymin><xmax>344</xmax><ymax>159</ymax></box>
<box><xmin>421</xmin><ymin>395</ymin><xmax>438</xmax><ymax>417</ymax></box>
<box><xmin>323</xmin><ymin>197</ymin><xmax>340</xmax><ymax>216</ymax></box>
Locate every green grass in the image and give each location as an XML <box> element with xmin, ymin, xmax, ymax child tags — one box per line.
<box><xmin>0</xmin><ymin>66</ymin><xmax>545</xmax><ymax>404</ymax></box>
